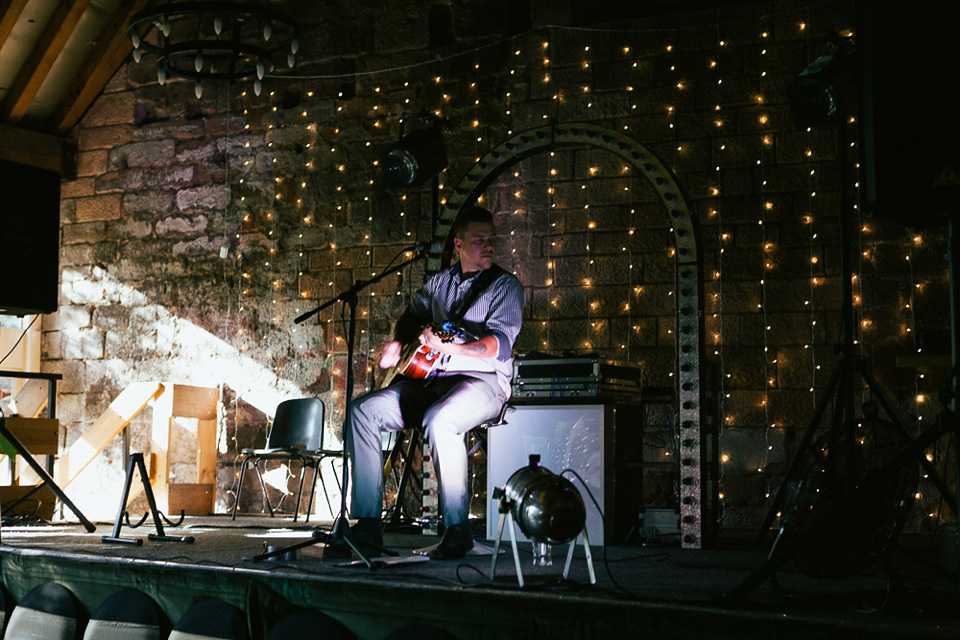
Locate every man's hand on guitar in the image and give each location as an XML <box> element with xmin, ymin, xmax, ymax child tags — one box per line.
<box><xmin>420</xmin><ymin>327</ymin><xmax>498</xmax><ymax>358</ymax></box>
<box><xmin>418</xmin><ymin>326</ymin><xmax>451</xmax><ymax>353</ymax></box>
<box><xmin>379</xmin><ymin>340</ymin><xmax>403</xmax><ymax>369</ymax></box>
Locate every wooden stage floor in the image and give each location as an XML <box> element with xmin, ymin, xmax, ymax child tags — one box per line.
<box><xmin>0</xmin><ymin>515</ymin><xmax>958</xmax><ymax>639</ymax></box>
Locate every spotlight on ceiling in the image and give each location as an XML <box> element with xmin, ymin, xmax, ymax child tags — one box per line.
<box><xmin>787</xmin><ymin>48</ymin><xmax>852</xmax><ymax>129</ymax></box>
<box><xmin>380</xmin><ymin>114</ymin><xmax>447</xmax><ymax>189</ymax></box>
<box><xmin>127</xmin><ymin>0</ymin><xmax>301</xmax><ymax>98</ymax></box>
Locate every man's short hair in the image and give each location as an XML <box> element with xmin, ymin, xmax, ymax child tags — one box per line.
<box><xmin>452</xmin><ymin>205</ymin><xmax>494</xmax><ymax>239</ymax></box>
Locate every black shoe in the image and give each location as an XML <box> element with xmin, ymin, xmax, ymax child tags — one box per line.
<box><xmin>322</xmin><ymin>519</ymin><xmax>383</xmax><ymax>560</ymax></box>
<box><xmin>429</xmin><ymin>521</ymin><xmax>473</xmax><ymax>560</ymax></box>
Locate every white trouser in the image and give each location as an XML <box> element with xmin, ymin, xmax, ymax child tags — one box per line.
<box><xmin>347</xmin><ymin>374</ymin><xmax>503</xmax><ymax>527</ymax></box>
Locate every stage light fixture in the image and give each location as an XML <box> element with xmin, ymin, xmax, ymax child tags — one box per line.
<box><xmin>490</xmin><ymin>455</ymin><xmax>595</xmax><ymax>587</ymax></box>
<box><xmin>787</xmin><ymin>50</ymin><xmax>852</xmax><ymax>129</ymax></box>
<box><xmin>500</xmin><ymin>455</ymin><xmax>586</xmax><ymax>545</ymax></box>
<box><xmin>381</xmin><ymin>116</ymin><xmax>447</xmax><ymax>189</ymax></box>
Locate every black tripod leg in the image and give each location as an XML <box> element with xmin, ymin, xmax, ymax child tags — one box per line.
<box><xmin>758</xmin><ymin>368</ymin><xmax>841</xmax><ymax>540</ymax></box>
<box><xmin>102</xmin><ymin>454</ymin><xmax>142</xmax><ymax>545</ymax></box>
<box><xmin>864</xmin><ymin>372</ymin><xmax>958</xmax><ymax>514</ymax></box>
<box><xmin>0</xmin><ymin>418</ymin><xmax>95</xmax><ymax>532</ymax></box>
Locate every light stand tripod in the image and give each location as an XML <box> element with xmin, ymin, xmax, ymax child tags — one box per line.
<box><xmin>249</xmin><ymin>248</ymin><xmax>431</xmax><ymax>567</ymax></box>
<box><xmin>724</xmin><ymin>114</ymin><xmax>959</xmax><ymax>601</ymax></box>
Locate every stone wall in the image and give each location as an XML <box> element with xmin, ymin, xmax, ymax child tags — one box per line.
<box><xmin>40</xmin><ymin>0</ymin><xmax>952</xmax><ymax>527</ymax></box>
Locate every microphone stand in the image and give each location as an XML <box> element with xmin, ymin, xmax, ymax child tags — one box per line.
<box><xmin>250</xmin><ymin>248</ymin><xmax>431</xmax><ymax>567</ymax></box>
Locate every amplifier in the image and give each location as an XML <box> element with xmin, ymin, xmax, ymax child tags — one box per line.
<box><xmin>486</xmin><ymin>403</ymin><xmax>646</xmax><ymax>545</ymax></box>
<box><xmin>512</xmin><ymin>356</ymin><xmax>641</xmax><ymax>400</ymax></box>
<box><xmin>511</xmin><ymin>381</ymin><xmax>641</xmax><ymax>400</ymax></box>
<box><xmin>513</xmin><ymin>357</ymin><xmax>642</xmax><ymax>386</ymax></box>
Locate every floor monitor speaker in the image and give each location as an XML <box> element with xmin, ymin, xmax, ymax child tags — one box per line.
<box><xmin>0</xmin><ymin>158</ymin><xmax>60</xmax><ymax>316</ymax></box>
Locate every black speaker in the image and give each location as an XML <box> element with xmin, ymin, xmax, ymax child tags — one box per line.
<box><xmin>0</xmin><ymin>158</ymin><xmax>60</xmax><ymax>316</ymax></box>
<box><xmin>858</xmin><ymin>3</ymin><xmax>960</xmax><ymax>229</ymax></box>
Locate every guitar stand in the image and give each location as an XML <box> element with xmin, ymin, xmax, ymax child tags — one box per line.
<box><xmin>102</xmin><ymin>453</ymin><xmax>194</xmax><ymax>545</ymax></box>
<box><xmin>489</xmin><ymin>492</ymin><xmax>596</xmax><ymax>588</ymax></box>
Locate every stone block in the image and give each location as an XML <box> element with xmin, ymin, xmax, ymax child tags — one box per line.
<box><xmin>62</xmin><ymin>221</ymin><xmax>107</xmax><ymax>245</ymax></box>
<box><xmin>62</xmin><ymin>327</ymin><xmax>105</xmax><ymax>360</ymax></box>
<box><xmin>176</xmin><ymin>185</ymin><xmax>231</xmax><ymax>212</ymax></box>
<box><xmin>78</xmin><ymin>125</ymin><xmax>134</xmax><ymax>151</ymax></box>
<box><xmin>81</xmin><ymin>92</ymin><xmax>135</xmax><ymax>128</ymax></box>
<box><xmin>41</xmin><ymin>330</ymin><xmax>61</xmax><ymax>359</ymax></box>
<box><xmin>172</xmin><ymin>236</ymin><xmax>221</xmax><ymax>256</ymax></box>
<box><xmin>75</xmin><ymin>194</ymin><xmax>123</xmax><ymax>222</ymax></box>
<box><xmin>42</xmin><ymin>359</ymin><xmax>85</xmax><ymax>394</ymax></box>
<box><xmin>85</xmin><ymin>358</ymin><xmax>132</xmax><ymax>390</ymax></box>
<box><xmin>157</xmin><ymin>215</ymin><xmax>209</xmax><ymax>235</ymax></box>
<box><xmin>61</xmin><ymin>178</ymin><xmax>95</xmax><ymax>199</ymax></box>
<box><xmin>121</xmin><ymin>190</ymin><xmax>175</xmax><ymax>218</ymax></box>
<box><xmin>113</xmin><ymin>217</ymin><xmax>154</xmax><ymax>239</ymax></box>
<box><xmin>107</xmin><ymin>140</ymin><xmax>176</xmax><ymax>169</ymax></box>
<box><xmin>77</xmin><ymin>150</ymin><xmax>108</xmax><ymax>177</ymax></box>
<box><xmin>60</xmin><ymin>198</ymin><xmax>77</xmax><ymax>224</ymax></box>
<box><xmin>60</xmin><ymin>244</ymin><xmax>97</xmax><ymax>267</ymax></box>
<box><xmin>56</xmin><ymin>392</ymin><xmax>85</xmax><ymax>424</ymax></box>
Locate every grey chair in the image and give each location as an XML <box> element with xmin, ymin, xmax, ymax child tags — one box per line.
<box><xmin>5</xmin><ymin>582</ymin><xmax>83</xmax><ymax>640</ymax></box>
<box><xmin>265</xmin><ymin>610</ymin><xmax>348</xmax><ymax>640</ymax></box>
<box><xmin>168</xmin><ymin>600</ymin><xmax>247</xmax><ymax>640</ymax></box>
<box><xmin>82</xmin><ymin>588</ymin><xmax>163</xmax><ymax>640</ymax></box>
<box><xmin>231</xmin><ymin>398</ymin><xmax>340</xmax><ymax>522</ymax></box>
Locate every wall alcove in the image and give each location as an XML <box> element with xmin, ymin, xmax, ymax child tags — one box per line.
<box><xmin>428</xmin><ymin>122</ymin><xmax>711</xmax><ymax>547</ymax></box>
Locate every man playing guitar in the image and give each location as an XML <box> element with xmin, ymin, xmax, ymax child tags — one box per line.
<box><xmin>333</xmin><ymin>205</ymin><xmax>525</xmax><ymax>559</ymax></box>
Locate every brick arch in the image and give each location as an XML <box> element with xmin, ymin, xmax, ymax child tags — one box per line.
<box><xmin>430</xmin><ymin>122</ymin><xmax>707</xmax><ymax>548</ymax></box>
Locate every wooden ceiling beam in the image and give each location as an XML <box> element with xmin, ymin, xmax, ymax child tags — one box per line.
<box><xmin>2</xmin><ymin>0</ymin><xmax>93</xmax><ymax>123</ymax></box>
<box><xmin>0</xmin><ymin>0</ymin><xmax>30</xmax><ymax>50</ymax></box>
<box><xmin>0</xmin><ymin>122</ymin><xmax>73</xmax><ymax>173</ymax></box>
<box><xmin>55</xmin><ymin>0</ymin><xmax>147</xmax><ymax>134</ymax></box>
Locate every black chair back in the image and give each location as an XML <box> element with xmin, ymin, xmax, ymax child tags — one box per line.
<box><xmin>268</xmin><ymin>398</ymin><xmax>324</xmax><ymax>450</ymax></box>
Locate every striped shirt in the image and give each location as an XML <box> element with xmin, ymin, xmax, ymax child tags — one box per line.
<box><xmin>403</xmin><ymin>262</ymin><xmax>526</xmax><ymax>398</ymax></box>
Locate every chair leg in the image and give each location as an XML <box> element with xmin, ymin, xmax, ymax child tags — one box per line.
<box><xmin>253</xmin><ymin>460</ymin><xmax>275</xmax><ymax>517</ymax></box>
<box><xmin>293</xmin><ymin>457</ymin><xmax>307</xmax><ymax>522</ymax></box>
<box><xmin>231</xmin><ymin>456</ymin><xmax>252</xmax><ymax>520</ymax></box>
<box><xmin>304</xmin><ymin>461</ymin><xmax>320</xmax><ymax>523</ymax></box>
<box><xmin>317</xmin><ymin>458</ymin><xmax>336</xmax><ymax>516</ymax></box>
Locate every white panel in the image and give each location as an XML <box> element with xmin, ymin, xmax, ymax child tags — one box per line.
<box><xmin>486</xmin><ymin>404</ymin><xmax>606</xmax><ymax>545</ymax></box>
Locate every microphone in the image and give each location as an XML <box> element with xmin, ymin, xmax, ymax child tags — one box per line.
<box><xmin>405</xmin><ymin>240</ymin><xmax>444</xmax><ymax>253</ymax></box>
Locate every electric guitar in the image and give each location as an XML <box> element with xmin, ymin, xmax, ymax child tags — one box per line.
<box><xmin>380</xmin><ymin>322</ymin><xmax>477</xmax><ymax>388</ymax></box>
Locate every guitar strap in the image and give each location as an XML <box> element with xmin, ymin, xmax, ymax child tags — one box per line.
<box><xmin>449</xmin><ymin>264</ymin><xmax>506</xmax><ymax>323</ymax></box>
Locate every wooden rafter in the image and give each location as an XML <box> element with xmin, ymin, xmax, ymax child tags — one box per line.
<box><xmin>1</xmin><ymin>0</ymin><xmax>93</xmax><ymax>122</ymax></box>
<box><xmin>0</xmin><ymin>0</ymin><xmax>30</xmax><ymax>50</ymax></box>
<box><xmin>55</xmin><ymin>0</ymin><xmax>147</xmax><ymax>134</ymax></box>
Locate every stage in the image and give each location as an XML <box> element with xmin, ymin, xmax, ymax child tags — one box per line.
<box><xmin>0</xmin><ymin>516</ymin><xmax>958</xmax><ymax>639</ymax></box>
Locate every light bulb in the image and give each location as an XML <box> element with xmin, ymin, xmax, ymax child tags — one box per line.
<box><xmin>263</xmin><ymin>22</ymin><xmax>272</xmax><ymax>41</ymax></box>
<box><xmin>195</xmin><ymin>81</ymin><xmax>203</xmax><ymax>99</ymax></box>
<box><xmin>195</xmin><ymin>53</ymin><xmax>203</xmax><ymax>72</ymax></box>
<box><xmin>214</xmin><ymin>15</ymin><xmax>223</xmax><ymax>35</ymax></box>
<box><xmin>161</xmin><ymin>17</ymin><xmax>170</xmax><ymax>37</ymax></box>
<box><xmin>131</xmin><ymin>32</ymin><xmax>140</xmax><ymax>48</ymax></box>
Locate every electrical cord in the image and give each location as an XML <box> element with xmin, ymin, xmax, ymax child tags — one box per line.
<box><xmin>0</xmin><ymin>314</ymin><xmax>38</xmax><ymax>368</ymax></box>
<box><xmin>560</xmin><ymin>467</ymin><xmax>669</xmax><ymax>600</ymax></box>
